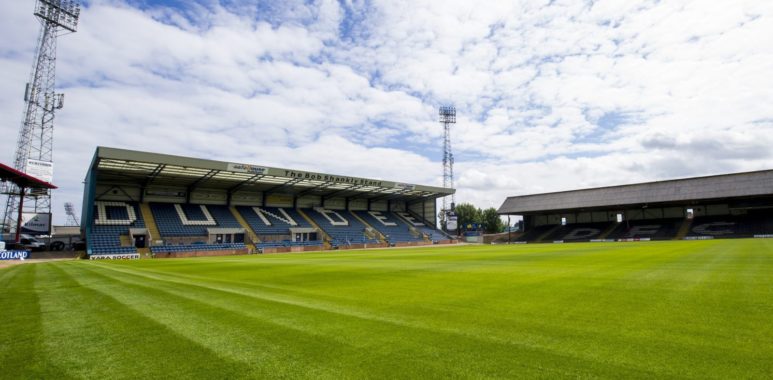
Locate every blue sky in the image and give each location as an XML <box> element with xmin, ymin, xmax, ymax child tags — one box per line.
<box><xmin>1</xmin><ymin>0</ymin><xmax>772</xmax><ymax>224</ymax></box>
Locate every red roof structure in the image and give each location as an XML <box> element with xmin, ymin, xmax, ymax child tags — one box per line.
<box><xmin>1</xmin><ymin>162</ymin><xmax>57</xmax><ymax>243</ymax></box>
<box><xmin>0</xmin><ymin>163</ymin><xmax>57</xmax><ymax>190</ymax></box>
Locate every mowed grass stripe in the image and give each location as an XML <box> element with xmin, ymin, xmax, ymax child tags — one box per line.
<box><xmin>30</xmin><ymin>263</ymin><xmax>253</xmax><ymax>379</ymax></box>
<box><xmin>2</xmin><ymin>239</ymin><xmax>772</xmax><ymax>378</ymax></box>
<box><xmin>72</xmin><ymin>245</ymin><xmax>772</xmax><ymax>378</ymax></box>
<box><xmin>451</xmin><ymin>241</ymin><xmax>773</xmax><ymax>377</ymax></box>
<box><xmin>84</xmin><ymin>246</ymin><xmax>677</xmax><ymax>363</ymax></box>
<box><xmin>90</xmin><ymin>244</ymin><xmax>698</xmax><ymax>352</ymax></box>
<box><xmin>80</xmin><ymin>240</ymin><xmax>736</xmax><ymax>378</ymax></box>
<box><xmin>0</xmin><ymin>265</ymin><xmax>75</xmax><ymax>378</ymax></box>
<box><xmin>69</xmin><ymin>259</ymin><xmax>639</xmax><ymax>378</ymax></box>
<box><xmin>65</xmin><ymin>262</ymin><xmax>435</xmax><ymax>379</ymax></box>
<box><xmin>564</xmin><ymin>241</ymin><xmax>773</xmax><ymax>378</ymax></box>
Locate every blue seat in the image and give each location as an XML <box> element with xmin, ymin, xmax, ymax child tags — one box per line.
<box><xmin>151</xmin><ymin>243</ymin><xmax>246</xmax><ymax>254</ymax></box>
<box><xmin>236</xmin><ymin>206</ymin><xmax>312</xmax><ymax>236</ymax></box>
<box><xmin>150</xmin><ymin>203</ymin><xmax>242</xmax><ymax>237</ymax></box>
<box><xmin>354</xmin><ymin>211</ymin><xmax>423</xmax><ymax>243</ymax></box>
<box><xmin>88</xmin><ymin>202</ymin><xmax>145</xmax><ymax>255</ymax></box>
<box><xmin>303</xmin><ymin>209</ymin><xmax>379</xmax><ymax>247</ymax></box>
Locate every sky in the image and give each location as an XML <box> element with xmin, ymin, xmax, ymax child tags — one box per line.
<box><xmin>1</xmin><ymin>0</ymin><xmax>772</xmax><ymax>225</ymax></box>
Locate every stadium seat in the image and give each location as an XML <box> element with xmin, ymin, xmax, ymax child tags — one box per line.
<box><xmin>150</xmin><ymin>242</ymin><xmax>247</xmax><ymax>254</ymax></box>
<box><xmin>303</xmin><ymin>208</ymin><xmax>379</xmax><ymax>247</ymax></box>
<box><xmin>542</xmin><ymin>222</ymin><xmax>614</xmax><ymax>242</ymax></box>
<box><xmin>686</xmin><ymin>213</ymin><xmax>773</xmax><ymax>239</ymax></box>
<box><xmin>254</xmin><ymin>240</ymin><xmax>323</xmax><ymax>250</ymax></box>
<box><xmin>606</xmin><ymin>218</ymin><xmax>683</xmax><ymax>240</ymax></box>
<box><xmin>354</xmin><ymin>210</ymin><xmax>422</xmax><ymax>243</ymax></box>
<box><xmin>515</xmin><ymin>224</ymin><xmax>560</xmax><ymax>242</ymax></box>
<box><xmin>89</xmin><ymin>201</ymin><xmax>145</xmax><ymax>255</ymax></box>
<box><xmin>150</xmin><ymin>203</ymin><xmax>242</xmax><ymax>237</ymax></box>
<box><xmin>236</xmin><ymin>206</ymin><xmax>313</xmax><ymax>236</ymax></box>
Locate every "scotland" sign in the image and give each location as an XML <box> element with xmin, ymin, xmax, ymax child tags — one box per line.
<box><xmin>0</xmin><ymin>250</ymin><xmax>31</xmax><ymax>260</ymax></box>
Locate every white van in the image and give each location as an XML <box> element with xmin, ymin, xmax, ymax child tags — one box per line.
<box><xmin>1</xmin><ymin>234</ymin><xmax>46</xmax><ymax>251</ymax></box>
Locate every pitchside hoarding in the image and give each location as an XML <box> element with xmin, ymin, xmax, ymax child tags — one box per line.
<box><xmin>0</xmin><ymin>250</ymin><xmax>31</xmax><ymax>260</ymax></box>
<box><xmin>89</xmin><ymin>254</ymin><xmax>140</xmax><ymax>260</ymax></box>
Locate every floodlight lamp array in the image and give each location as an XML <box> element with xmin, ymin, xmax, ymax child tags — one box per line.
<box><xmin>35</xmin><ymin>0</ymin><xmax>81</xmax><ymax>32</ymax></box>
<box><xmin>439</xmin><ymin>106</ymin><xmax>456</xmax><ymax>124</ymax></box>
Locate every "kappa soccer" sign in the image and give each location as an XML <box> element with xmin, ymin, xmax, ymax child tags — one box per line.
<box><xmin>89</xmin><ymin>254</ymin><xmax>140</xmax><ymax>260</ymax></box>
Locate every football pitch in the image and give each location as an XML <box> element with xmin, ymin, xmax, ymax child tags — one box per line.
<box><xmin>2</xmin><ymin>240</ymin><xmax>772</xmax><ymax>379</ymax></box>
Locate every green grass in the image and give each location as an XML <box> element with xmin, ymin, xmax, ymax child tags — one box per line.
<box><xmin>2</xmin><ymin>240</ymin><xmax>773</xmax><ymax>379</ymax></box>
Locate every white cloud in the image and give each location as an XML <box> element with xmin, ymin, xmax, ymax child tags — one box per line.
<box><xmin>1</xmin><ymin>0</ymin><xmax>772</xmax><ymax>225</ymax></box>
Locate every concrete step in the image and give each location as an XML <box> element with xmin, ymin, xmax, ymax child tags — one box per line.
<box><xmin>139</xmin><ymin>203</ymin><xmax>162</xmax><ymax>245</ymax></box>
<box><xmin>229</xmin><ymin>206</ymin><xmax>261</xmax><ymax>245</ymax></box>
<box><xmin>675</xmin><ymin>218</ymin><xmax>693</xmax><ymax>240</ymax></box>
<box><xmin>296</xmin><ymin>209</ymin><xmax>331</xmax><ymax>249</ymax></box>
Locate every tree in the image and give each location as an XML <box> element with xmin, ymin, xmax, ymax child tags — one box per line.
<box><xmin>481</xmin><ymin>207</ymin><xmax>505</xmax><ymax>234</ymax></box>
<box><xmin>453</xmin><ymin>203</ymin><xmax>480</xmax><ymax>231</ymax></box>
<box><xmin>451</xmin><ymin>203</ymin><xmax>505</xmax><ymax>234</ymax></box>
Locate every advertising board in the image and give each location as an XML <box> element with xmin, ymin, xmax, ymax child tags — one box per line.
<box><xmin>20</xmin><ymin>213</ymin><xmax>51</xmax><ymax>234</ymax></box>
<box><xmin>25</xmin><ymin>159</ymin><xmax>53</xmax><ymax>183</ymax></box>
<box><xmin>0</xmin><ymin>250</ymin><xmax>30</xmax><ymax>260</ymax></box>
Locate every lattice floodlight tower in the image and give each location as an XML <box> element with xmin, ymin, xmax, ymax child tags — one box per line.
<box><xmin>438</xmin><ymin>106</ymin><xmax>456</xmax><ymax>229</ymax></box>
<box><xmin>64</xmin><ymin>202</ymin><xmax>79</xmax><ymax>226</ymax></box>
<box><xmin>1</xmin><ymin>0</ymin><xmax>80</xmax><ymax>234</ymax></box>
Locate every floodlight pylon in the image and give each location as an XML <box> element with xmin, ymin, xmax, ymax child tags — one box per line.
<box><xmin>64</xmin><ymin>202</ymin><xmax>79</xmax><ymax>226</ymax></box>
<box><xmin>438</xmin><ymin>106</ymin><xmax>456</xmax><ymax>227</ymax></box>
<box><xmin>2</xmin><ymin>1</ymin><xmax>80</xmax><ymax>234</ymax></box>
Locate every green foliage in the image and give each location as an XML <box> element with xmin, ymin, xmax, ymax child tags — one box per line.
<box><xmin>480</xmin><ymin>207</ymin><xmax>505</xmax><ymax>233</ymax></box>
<box><xmin>2</xmin><ymin>240</ymin><xmax>773</xmax><ymax>378</ymax></box>
<box><xmin>453</xmin><ymin>203</ymin><xmax>505</xmax><ymax>233</ymax></box>
<box><xmin>453</xmin><ymin>202</ymin><xmax>480</xmax><ymax>230</ymax></box>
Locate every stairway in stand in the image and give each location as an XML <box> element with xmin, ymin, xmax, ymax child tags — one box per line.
<box><xmin>349</xmin><ymin>211</ymin><xmax>387</xmax><ymax>244</ymax></box>
<box><xmin>296</xmin><ymin>209</ymin><xmax>332</xmax><ymax>249</ymax></box>
<box><xmin>675</xmin><ymin>218</ymin><xmax>693</xmax><ymax>240</ymax></box>
<box><xmin>598</xmin><ymin>223</ymin><xmax>620</xmax><ymax>240</ymax></box>
<box><xmin>137</xmin><ymin>247</ymin><xmax>151</xmax><ymax>258</ymax></box>
<box><xmin>139</xmin><ymin>203</ymin><xmax>161</xmax><ymax>245</ymax></box>
<box><xmin>393</xmin><ymin>212</ymin><xmax>424</xmax><ymax>240</ymax></box>
<box><xmin>230</xmin><ymin>206</ymin><xmax>259</xmax><ymax>252</ymax></box>
<box><xmin>536</xmin><ymin>224</ymin><xmax>562</xmax><ymax>243</ymax></box>
<box><xmin>119</xmin><ymin>235</ymin><xmax>133</xmax><ymax>247</ymax></box>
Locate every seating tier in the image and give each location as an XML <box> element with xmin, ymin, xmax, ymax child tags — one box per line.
<box><xmin>304</xmin><ymin>209</ymin><xmax>379</xmax><ymax>247</ymax></box>
<box><xmin>515</xmin><ymin>224</ymin><xmax>557</xmax><ymax>242</ymax></box>
<box><xmin>236</xmin><ymin>206</ymin><xmax>312</xmax><ymax>236</ymax></box>
<box><xmin>354</xmin><ymin>211</ymin><xmax>422</xmax><ymax>243</ymax></box>
<box><xmin>606</xmin><ymin>218</ymin><xmax>683</xmax><ymax>240</ymax></box>
<box><xmin>89</xmin><ymin>202</ymin><xmax>145</xmax><ymax>255</ymax></box>
<box><xmin>687</xmin><ymin>214</ymin><xmax>773</xmax><ymax>238</ymax></box>
<box><xmin>420</xmin><ymin>226</ymin><xmax>448</xmax><ymax>242</ymax></box>
<box><xmin>151</xmin><ymin>243</ymin><xmax>246</xmax><ymax>254</ymax></box>
<box><xmin>542</xmin><ymin>222</ymin><xmax>614</xmax><ymax>242</ymax></box>
<box><xmin>150</xmin><ymin>203</ymin><xmax>241</xmax><ymax>237</ymax></box>
<box><xmin>255</xmin><ymin>240</ymin><xmax>323</xmax><ymax>249</ymax></box>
